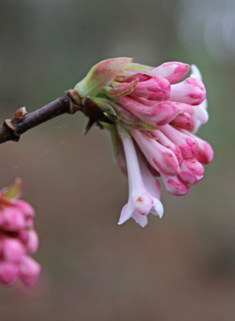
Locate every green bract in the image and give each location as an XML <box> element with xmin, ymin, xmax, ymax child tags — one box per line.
<box><xmin>75</xmin><ymin>58</ymin><xmax>133</xmax><ymax>98</ymax></box>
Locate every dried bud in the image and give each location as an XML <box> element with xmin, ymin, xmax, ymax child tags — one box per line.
<box><xmin>14</xmin><ymin>107</ymin><xmax>28</xmax><ymax>118</ymax></box>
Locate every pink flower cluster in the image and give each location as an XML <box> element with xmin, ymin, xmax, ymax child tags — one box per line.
<box><xmin>0</xmin><ymin>179</ymin><xmax>40</xmax><ymax>286</ymax></box>
<box><xmin>75</xmin><ymin>58</ymin><xmax>213</xmax><ymax>227</ymax></box>
<box><xmin>112</xmin><ymin>62</ymin><xmax>213</xmax><ymax>226</ymax></box>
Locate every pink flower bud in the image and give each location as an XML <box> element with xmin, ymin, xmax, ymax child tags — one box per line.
<box><xmin>180</xmin><ymin>130</ymin><xmax>214</xmax><ymax>164</ymax></box>
<box><xmin>17</xmin><ymin>229</ymin><xmax>29</xmax><ymax>243</ymax></box>
<box><xmin>2</xmin><ymin>237</ymin><xmax>25</xmax><ymax>263</ymax></box>
<box><xmin>26</xmin><ymin>230</ymin><xmax>39</xmax><ymax>253</ymax></box>
<box><xmin>170</xmin><ymin>112</ymin><xmax>194</xmax><ymax>130</ymax></box>
<box><xmin>14</xmin><ymin>200</ymin><xmax>35</xmax><ymax>218</ymax></box>
<box><xmin>114</xmin><ymin>103</ymin><xmax>152</xmax><ymax>129</ymax></box>
<box><xmin>0</xmin><ymin>261</ymin><xmax>19</xmax><ymax>285</ymax></box>
<box><xmin>160</xmin><ymin>125</ymin><xmax>198</xmax><ymax>159</ymax></box>
<box><xmin>130</xmin><ymin>96</ymin><xmax>157</xmax><ymax>106</ymax></box>
<box><xmin>2</xmin><ymin>207</ymin><xmax>25</xmax><ymax>231</ymax></box>
<box><xmin>130</xmin><ymin>129</ymin><xmax>180</xmax><ymax>176</ymax></box>
<box><xmin>24</xmin><ymin>217</ymin><xmax>34</xmax><ymax>228</ymax></box>
<box><xmin>197</xmin><ymin>140</ymin><xmax>214</xmax><ymax>164</ymax></box>
<box><xmin>176</xmin><ymin>102</ymin><xmax>195</xmax><ymax>115</ymax></box>
<box><xmin>150</xmin><ymin>130</ymin><xmax>183</xmax><ymax>165</ymax></box>
<box><xmin>161</xmin><ymin>174</ymin><xmax>190</xmax><ymax>196</ymax></box>
<box><xmin>0</xmin><ymin>180</ymin><xmax>40</xmax><ymax>286</ymax></box>
<box><xmin>152</xmin><ymin>62</ymin><xmax>190</xmax><ymax>83</ymax></box>
<box><xmin>119</xmin><ymin>96</ymin><xmax>179</xmax><ymax>127</ymax></box>
<box><xmin>20</xmin><ymin>256</ymin><xmax>41</xmax><ymax>286</ymax></box>
<box><xmin>179</xmin><ymin>158</ymin><xmax>204</xmax><ymax>184</ymax></box>
<box><xmin>130</xmin><ymin>76</ymin><xmax>171</xmax><ymax>101</ymax></box>
<box><xmin>170</xmin><ymin>77</ymin><xmax>206</xmax><ymax>105</ymax></box>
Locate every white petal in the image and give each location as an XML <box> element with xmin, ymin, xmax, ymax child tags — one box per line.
<box><xmin>201</xmin><ymin>97</ymin><xmax>208</xmax><ymax>110</ymax></box>
<box><xmin>138</xmin><ymin>151</ymin><xmax>161</xmax><ymax>199</ymax></box>
<box><xmin>191</xmin><ymin>100</ymin><xmax>209</xmax><ymax>133</ymax></box>
<box><xmin>151</xmin><ymin>198</ymin><xmax>164</xmax><ymax>218</ymax></box>
<box><xmin>118</xmin><ymin>203</ymin><xmax>133</xmax><ymax>225</ymax></box>
<box><xmin>131</xmin><ymin>192</ymin><xmax>154</xmax><ymax>216</ymax></box>
<box><xmin>150</xmin><ymin>198</ymin><xmax>164</xmax><ymax>218</ymax></box>
<box><xmin>192</xmin><ymin>105</ymin><xmax>209</xmax><ymax>123</ymax></box>
<box><xmin>190</xmin><ymin>64</ymin><xmax>202</xmax><ymax>80</ymax></box>
<box><xmin>132</xmin><ymin>212</ymin><xmax>148</xmax><ymax>227</ymax></box>
<box><xmin>192</xmin><ymin>119</ymin><xmax>201</xmax><ymax>134</ymax></box>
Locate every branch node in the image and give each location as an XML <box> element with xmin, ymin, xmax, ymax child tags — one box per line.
<box><xmin>4</xmin><ymin>119</ymin><xmax>16</xmax><ymax>131</ymax></box>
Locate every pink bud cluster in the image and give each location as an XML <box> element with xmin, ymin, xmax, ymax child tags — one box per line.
<box><xmin>0</xmin><ymin>179</ymin><xmax>40</xmax><ymax>286</ymax></box>
<box><xmin>113</xmin><ymin>61</ymin><xmax>213</xmax><ymax>226</ymax></box>
<box><xmin>75</xmin><ymin>58</ymin><xmax>213</xmax><ymax>227</ymax></box>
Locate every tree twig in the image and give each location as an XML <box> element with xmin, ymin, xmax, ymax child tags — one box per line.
<box><xmin>0</xmin><ymin>89</ymin><xmax>116</xmax><ymax>144</ymax></box>
<box><xmin>0</xmin><ymin>90</ymin><xmax>81</xmax><ymax>144</ymax></box>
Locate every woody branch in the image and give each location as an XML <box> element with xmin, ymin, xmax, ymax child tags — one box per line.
<box><xmin>0</xmin><ymin>90</ymin><xmax>82</xmax><ymax>144</ymax></box>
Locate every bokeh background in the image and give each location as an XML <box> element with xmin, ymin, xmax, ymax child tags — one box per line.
<box><xmin>0</xmin><ymin>0</ymin><xmax>235</xmax><ymax>320</ymax></box>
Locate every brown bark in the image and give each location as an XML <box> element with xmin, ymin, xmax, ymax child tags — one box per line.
<box><xmin>0</xmin><ymin>91</ymin><xmax>81</xmax><ymax>144</ymax></box>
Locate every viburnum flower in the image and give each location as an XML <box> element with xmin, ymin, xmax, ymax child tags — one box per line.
<box><xmin>0</xmin><ymin>179</ymin><xmax>40</xmax><ymax>285</ymax></box>
<box><xmin>75</xmin><ymin>58</ymin><xmax>214</xmax><ymax>227</ymax></box>
<box><xmin>117</xmin><ymin>124</ymin><xmax>163</xmax><ymax>227</ymax></box>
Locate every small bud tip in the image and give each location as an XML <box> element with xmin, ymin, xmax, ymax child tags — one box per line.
<box><xmin>15</xmin><ymin>107</ymin><xmax>28</xmax><ymax>118</ymax></box>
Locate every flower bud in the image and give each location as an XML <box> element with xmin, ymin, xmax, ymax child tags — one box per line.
<box><xmin>179</xmin><ymin>158</ymin><xmax>204</xmax><ymax>184</ymax></box>
<box><xmin>170</xmin><ymin>77</ymin><xmax>206</xmax><ymax>105</ymax></box>
<box><xmin>0</xmin><ymin>261</ymin><xmax>19</xmax><ymax>285</ymax></box>
<box><xmin>0</xmin><ymin>179</ymin><xmax>40</xmax><ymax>286</ymax></box>
<box><xmin>161</xmin><ymin>174</ymin><xmax>190</xmax><ymax>196</ymax></box>
<box><xmin>20</xmin><ymin>256</ymin><xmax>41</xmax><ymax>286</ymax></box>
<box><xmin>2</xmin><ymin>207</ymin><xmax>25</xmax><ymax>231</ymax></box>
<box><xmin>130</xmin><ymin>129</ymin><xmax>180</xmax><ymax>176</ymax></box>
<box><xmin>152</xmin><ymin>62</ymin><xmax>190</xmax><ymax>83</ymax></box>
<box><xmin>2</xmin><ymin>237</ymin><xmax>25</xmax><ymax>263</ymax></box>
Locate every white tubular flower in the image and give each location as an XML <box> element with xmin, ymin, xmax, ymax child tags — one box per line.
<box><xmin>190</xmin><ymin>64</ymin><xmax>209</xmax><ymax>133</ymax></box>
<box><xmin>118</xmin><ymin>127</ymin><xmax>163</xmax><ymax>227</ymax></box>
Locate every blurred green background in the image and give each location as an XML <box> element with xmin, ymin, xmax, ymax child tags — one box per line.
<box><xmin>0</xmin><ymin>0</ymin><xmax>235</xmax><ymax>320</ymax></box>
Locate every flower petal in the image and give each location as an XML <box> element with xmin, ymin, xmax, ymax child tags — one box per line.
<box><xmin>118</xmin><ymin>203</ymin><xmax>134</xmax><ymax>225</ymax></box>
<box><xmin>132</xmin><ymin>211</ymin><xmax>148</xmax><ymax>227</ymax></box>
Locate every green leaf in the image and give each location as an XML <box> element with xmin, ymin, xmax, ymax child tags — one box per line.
<box><xmin>1</xmin><ymin>178</ymin><xmax>22</xmax><ymax>200</ymax></box>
